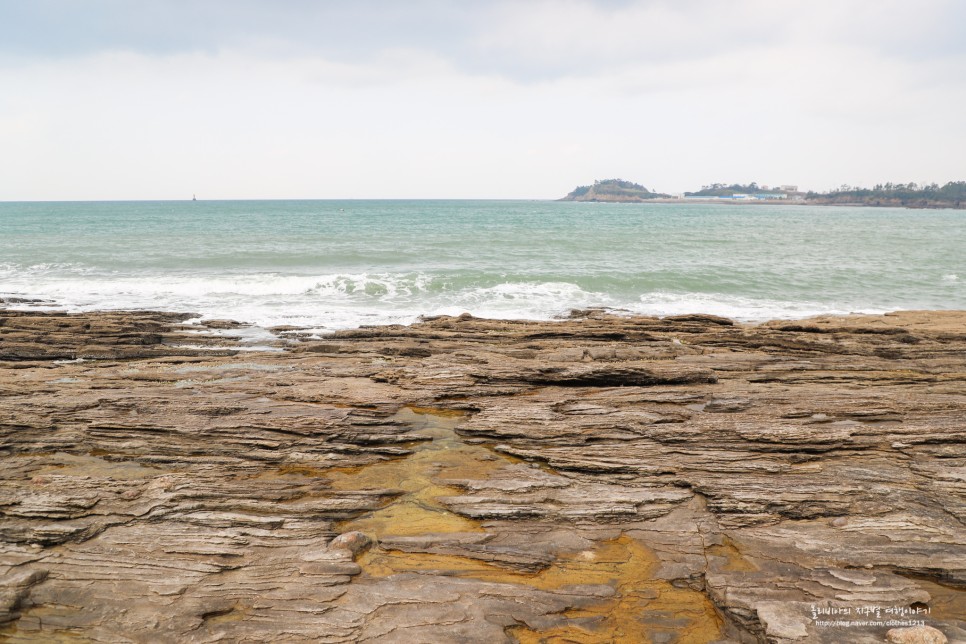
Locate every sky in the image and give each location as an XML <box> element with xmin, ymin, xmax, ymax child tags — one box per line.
<box><xmin>1</xmin><ymin>0</ymin><xmax>964</xmax><ymax>200</ymax></box>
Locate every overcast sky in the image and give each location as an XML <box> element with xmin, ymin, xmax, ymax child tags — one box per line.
<box><xmin>1</xmin><ymin>0</ymin><xmax>964</xmax><ymax>200</ymax></box>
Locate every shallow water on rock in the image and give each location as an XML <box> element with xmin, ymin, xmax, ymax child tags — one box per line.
<box><xmin>333</xmin><ymin>408</ymin><xmax>723</xmax><ymax>643</ymax></box>
<box><xmin>0</xmin><ymin>605</ymin><xmax>91</xmax><ymax>643</ymax></box>
<box><xmin>903</xmin><ymin>577</ymin><xmax>966</xmax><ymax>622</ymax></box>
<box><xmin>327</xmin><ymin>407</ymin><xmax>498</xmax><ymax>536</ymax></box>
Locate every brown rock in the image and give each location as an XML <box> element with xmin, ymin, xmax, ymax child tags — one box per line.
<box><xmin>329</xmin><ymin>531</ymin><xmax>372</xmax><ymax>556</ymax></box>
<box><xmin>2</xmin><ymin>308</ymin><xmax>965</xmax><ymax>642</ymax></box>
<box><xmin>887</xmin><ymin>625</ymin><xmax>949</xmax><ymax>644</ymax></box>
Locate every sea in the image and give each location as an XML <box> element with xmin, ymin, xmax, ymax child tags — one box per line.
<box><xmin>1</xmin><ymin>200</ymin><xmax>963</xmax><ymax>334</ymax></box>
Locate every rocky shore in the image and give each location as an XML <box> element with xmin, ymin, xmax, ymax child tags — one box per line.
<box><xmin>1</xmin><ymin>307</ymin><xmax>964</xmax><ymax>643</ymax></box>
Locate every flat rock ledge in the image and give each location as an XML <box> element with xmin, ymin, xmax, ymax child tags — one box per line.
<box><xmin>1</xmin><ymin>308</ymin><xmax>964</xmax><ymax>643</ymax></box>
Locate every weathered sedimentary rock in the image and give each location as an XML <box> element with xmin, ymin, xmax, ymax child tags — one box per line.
<box><xmin>887</xmin><ymin>625</ymin><xmax>949</xmax><ymax>644</ymax></box>
<box><xmin>1</xmin><ymin>308</ymin><xmax>964</xmax><ymax>642</ymax></box>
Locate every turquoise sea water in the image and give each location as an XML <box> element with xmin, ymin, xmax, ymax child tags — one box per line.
<box><xmin>1</xmin><ymin>200</ymin><xmax>963</xmax><ymax>331</ymax></box>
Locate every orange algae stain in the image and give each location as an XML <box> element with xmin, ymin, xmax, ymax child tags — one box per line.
<box><xmin>276</xmin><ymin>464</ymin><xmax>330</xmax><ymax>477</ymax></box>
<box><xmin>357</xmin><ymin>532</ymin><xmax>722</xmax><ymax>643</ymax></box>
<box><xmin>331</xmin><ymin>407</ymin><xmax>503</xmax><ymax>537</ymax></box>
<box><xmin>342</xmin><ymin>484</ymin><xmax>481</xmax><ymax>537</ymax></box>
<box><xmin>336</xmin><ymin>408</ymin><xmax>723</xmax><ymax>643</ymax></box>
<box><xmin>706</xmin><ymin>536</ymin><xmax>758</xmax><ymax>573</ymax></box>
<box><xmin>506</xmin><ymin>537</ymin><xmax>721</xmax><ymax>644</ymax></box>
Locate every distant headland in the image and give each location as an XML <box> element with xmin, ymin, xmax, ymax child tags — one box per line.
<box><xmin>562</xmin><ymin>178</ymin><xmax>966</xmax><ymax>209</ymax></box>
<box><xmin>561</xmin><ymin>179</ymin><xmax>670</xmax><ymax>202</ymax></box>
<box><xmin>806</xmin><ymin>182</ymin><xmax>966</xmax><ymax>209</ymax></box>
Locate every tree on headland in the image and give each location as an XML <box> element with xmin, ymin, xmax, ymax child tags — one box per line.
<box><xmin>685</xmin><ymin>182</ymin><xmax>780</xmax><ymax>197</ymax></box>
<box><xmin>562</xmin><ymin>178</ymin><xmax>966</xmax><ymax>208</ymax></box>
<box><xmin>805</xmin><ymin>181</ymin><xmax>966</xmax><ymax>208</ymax></box>
<box><xmin>562</xmin><ymin>179</ymin><xmax>670</xmax><ymax>202</ymax></box>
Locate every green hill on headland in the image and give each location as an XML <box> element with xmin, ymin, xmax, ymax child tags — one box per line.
<box><xmin>805</xmin><ymin>182</ymin><xmax>966</xmax><ymax>209</ymax></box>
<box><xmin>685</xmin><ymin>182</ymin><xmax>784</xmax><ymax>197</ymax></box>
<box><xmin>561</xmin><ymin>179</ymin><xmax>670</xmax><ymax>202</ymax></box>
<box><xmin>562</xmin><ymin>179</ymin><xmax>966</xmax><ymax>208</ymax></box>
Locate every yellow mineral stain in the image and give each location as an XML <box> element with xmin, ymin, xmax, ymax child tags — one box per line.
<box><xmin>276</xmin><ymin>464</ymin><xmax>330</xmax><ymax>477</ymax></box>
<box><xmin>0</xmin><ymin>605</ymin><xmax>91</xmax><ymax>643</ymax></box>
<box><xmin>331</xmin><ymin>407</ymin><xmax>503</xmax><ymax>536</ymax></box>
<box><xmin>706</xmin><ymin>536</ymin><xmax>758</xmax><ymax>572</ymax></box>
<box><xmin>356</xmin><ymin>550</ymin><xmax>510</xmax><ymax>578</ymax></box>
<box><xmin>504</xmin><ymin>537</ymin><xmax>721</xmax><ymax>644</ymax></box>
<box><xmin>201</xmin><ymin>603</ymin><xmax>250</xmax><ymax>627</ymax></box>
<box><xmin>906</xmin><ymin>577</ymin><xmax>966</xmax><ymax>621</ymax></box>
<box><xmin>335</xmin><ymin>408</ymin><xmax>723</xmax><ymax>643</ymax></box>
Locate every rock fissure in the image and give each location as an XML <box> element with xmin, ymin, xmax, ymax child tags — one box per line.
<box><xmin>2</xmin><ymin>309</ymin><xmax>964</xmax><ymax>642</ymax></box>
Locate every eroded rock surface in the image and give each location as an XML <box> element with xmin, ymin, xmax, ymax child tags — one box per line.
<box><xmin>1</xmin><ymin>308</ymin><xmax>964</xmax><ymax>643</ymax></box>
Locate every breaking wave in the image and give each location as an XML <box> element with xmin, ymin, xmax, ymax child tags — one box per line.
<box><xmin>0</xmin><ymin>264</ymin><xmax>891</xmax><ymax>332</ymax></box>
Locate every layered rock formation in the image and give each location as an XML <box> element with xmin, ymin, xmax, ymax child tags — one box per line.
<box><xmin>1</xmin><ymin>308</ymin><xmax>964</xmax><ymax>642</ymax></box>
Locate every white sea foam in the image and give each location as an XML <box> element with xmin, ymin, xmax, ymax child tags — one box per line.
<box><xmin>4</xmin><ymin>200</ymin><xmax>966</xmax><ymax>332</ymax></box>
<box><xmin>0</xmin><ymin>263</ymin><xmax>927</xmax><ymax>333</ymax></box>
<box><xmin>632</xmin><ymin>292</ymin><xmax>886</xmax><ymax>322</ymax></box>
<box><xmin>2</xmin><ymin>268</ymin><xmax>607</xmax><ymax>330</ymax></box>
<box><xmin>437</xmin><ymin>281</ymin><xmax>615</xmax><ymax>320</ymax></box>
<box><xmin>2</xmin><ymin>269</ymin><xmax>880</xmax><ymax>331</ymax></box>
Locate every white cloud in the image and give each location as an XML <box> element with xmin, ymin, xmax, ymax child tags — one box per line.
<box><xmin>475</xmin><ymin>0</ymin><xmax>777</xmax><ymax>72</ymax></box>
<box><xmin>0</xmin><ymin>1</ymin><xmax>963</xmax><ymax>199</ymax></box>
